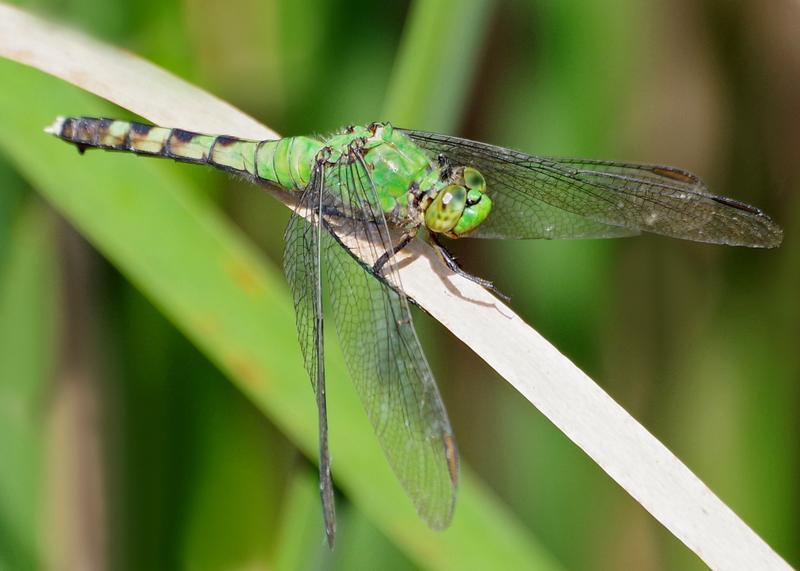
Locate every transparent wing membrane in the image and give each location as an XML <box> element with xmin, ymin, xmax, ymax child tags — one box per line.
<box><xmin>323</xmin><ymin>157</ymin><xmax>458</xmax><ymax>529</ymax></box>
<box><xmin>401</xmin><ymin>129</ymin><xmax>783</xmax><ymax>247</ymax></box>
<box><xmin>325</xmin><ymin>236</ymin><xmax>457</xmax><ymax>528</ymax></box>
<box><xmin>282</xmin><ymin>168</ymin><xmax>336</xmax><ymax>547</ymax></box>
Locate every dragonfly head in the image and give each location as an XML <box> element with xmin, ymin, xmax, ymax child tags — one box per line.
<box><xmin>424</xmin><ymin>167</ymin><xmax>492</xmax><ymax>237</ymax></box>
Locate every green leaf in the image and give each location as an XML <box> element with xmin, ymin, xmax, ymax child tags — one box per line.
<box><xmin>271</xmin><ymin>468</ymin><xmax>328</xmax><ymax>571</ymax></box>
<box><xmin>383</xmin><ymin>0</ymin><xmax>493</xmax><ymax>130</ymax></box>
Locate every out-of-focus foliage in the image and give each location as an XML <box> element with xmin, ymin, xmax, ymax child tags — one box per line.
<box><xmin>0</xmin><ymin>0</ymin><xmax>797</xmax><ymax>570</ymax></box>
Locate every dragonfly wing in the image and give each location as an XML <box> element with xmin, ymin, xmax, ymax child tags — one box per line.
<box><xmin>322</xmin><ymin>158</ymin><xmax>458</xmax><ymax>529</ymax></box>
<box><xmin>401</xmin><ymin>129</ymin><xmax>782</xmax><ymax>247</ymax></box>
<box><xmin>283</xmin><ymin>167</ymin><xmax>336</xmax><ymax>547</ymax></box>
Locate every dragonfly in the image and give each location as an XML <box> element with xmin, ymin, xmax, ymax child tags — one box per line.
<box><xmin>45</xmin><ymin>117</ymin><xmax>783</xmax><ymax>547</ymax></box>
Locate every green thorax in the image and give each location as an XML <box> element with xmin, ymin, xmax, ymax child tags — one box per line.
<box><xmin>320</xmin><ymin>123</ymin><xmax>438</xmax><ymax>221</ymax></box>
<box><xmin>252</xmin><ymin>124</ymin><xmax>435</xmax><ymax>218</ymax></box>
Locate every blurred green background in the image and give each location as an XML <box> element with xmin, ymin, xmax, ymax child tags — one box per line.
<box><xmin>0</xmin><ymin>0</ymin><xmax>797</xmax><ymax>569</ymax></box>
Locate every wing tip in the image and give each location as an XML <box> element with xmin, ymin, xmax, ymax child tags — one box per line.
<box><xmin>752</xmin><ymin>224</ymin><xmax>783</xmax><ymax>249</ymax></box>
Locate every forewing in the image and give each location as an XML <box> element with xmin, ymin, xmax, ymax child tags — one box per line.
<box><xmin>322</xmin><ymin>157</ymin><xmax>458</xmax><ymax>529</ymax></box>
<box><xmin>401</xmin><ymin>130</ymin><xmax>783</xmax><ymax>247</ymax></box>
<box><xmin>282</xmin><ymin>169</ymin><xmax>336</xmax><ymax>547</ymax></box>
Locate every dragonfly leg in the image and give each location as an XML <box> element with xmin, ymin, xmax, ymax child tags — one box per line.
<box><xmin>373</xmin><ymin>232</ymin><xmax>415</xmax><ymax>275</ymax></box>
<box><xmin>429</xmin><ymin>234</ymin><xmax>511</xmax><ymax>302</ymax></box>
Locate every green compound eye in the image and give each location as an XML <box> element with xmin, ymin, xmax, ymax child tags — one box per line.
<box><xmin>425</xmin><ymin>185</ymin><xmax>467</xmax><ymax>233</ymax></box>
<box><xmin>466</xmin><ymin>188</ymin><xmax>482</xmax><ymax>205</ymax></box>
<box><xmin>452</xmin><ymin>191</ymin><xmax>492</xmax><ymax>236</ymax></box>
<box><xmin>463</xmin><ymin>167</ymin><xmax>486</xmax><ymax>192</ymax></box>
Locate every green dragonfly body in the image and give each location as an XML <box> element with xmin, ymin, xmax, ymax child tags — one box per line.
<box><xmin>46</xmin><ymin>116</ymin><xmax>783</xmax><ymax>547</ymax></box>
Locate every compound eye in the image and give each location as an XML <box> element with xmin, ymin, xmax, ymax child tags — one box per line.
<box><xmin>466</xmin><ymin>188</ymin><xmax>482</xmax><ymax>205</ymax></box>
<box><xmin>425</xmin><ymin>185</ymin><xmax>467</xmax><ymax>233</ymax></box>
<box><xmin>463</xmin><ymin>167</ymin><xmax>486</xmax><ymax>192</ymax></box>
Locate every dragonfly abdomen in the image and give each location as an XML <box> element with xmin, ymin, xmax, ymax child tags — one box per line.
<box><xmin>254</xmin><ymin>135</ymin><xmax>324</xmax><ymax>190</ymax></box>
<box><xmin>45</xmin><ymin>117</ymin><xmax>323</xmax><ymax>191</ymax></box>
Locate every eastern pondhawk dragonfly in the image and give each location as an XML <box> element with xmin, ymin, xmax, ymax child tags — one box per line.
<box><xmin>45</xmin><ymin>117</ymin><xmax>782</xmax><ymax>547</ymax></box>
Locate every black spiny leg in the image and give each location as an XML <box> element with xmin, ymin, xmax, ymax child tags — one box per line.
<box><xmin>372</xmin><ymin>232</ymin><xmax>415</xmax><ymax>275</ymax></box>
<box><xmin>429</xmin><ymin>233</ymin><xmax>511</xmax><ymax>302</ymax></box>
